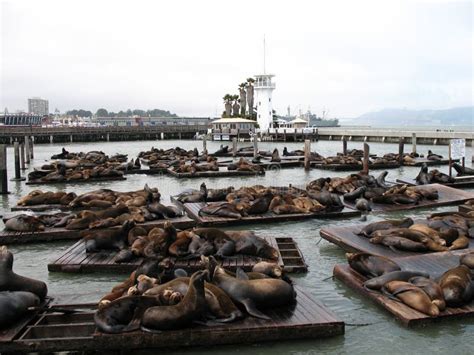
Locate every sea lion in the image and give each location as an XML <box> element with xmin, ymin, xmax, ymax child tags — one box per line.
<box><xmin>199</xmin><ymin>202</ymin><xmax>242</xmax><ymax>219</ymax></box>
<box><xmin>369</xmin><ymin>235</ymin><xmax>428</xmax><ymax>252</ymax></box>
<box><xmin>142</xmin><ymin>270</ymin><xmax>209</xmax><ymax>330</ymax></box>
<box><xmin>355</xmin><ymin>198</ymin><xmax>371</xmax><ymax>212</ymax></box>
<box><xmin>438</xmin><ymin>265</ymin><xmax>474</xmax><ymax>307</ymax></box>
<box><xmin>192</xmin><ymin>228</ymin><xmax>236</xmax><ymax>257</ymax></box>
<box><xmin>0</xmin><ymin>291</ymin><xmax>41</xmax><ymax>328</ymax></box>
<box><xmin>211</xmin><ymin>265</ymin><xmax>295</xmax><ymax>320</ymax></box>
<box><xmin>225</xmin><ymin>230</ymin><xmax>279</xmax><ymax>260</ymax></box>
<box><xmin>357</xmin><ymin>218</ymin><xmax>414</xmax><ymax>237</ymax></box>
<box><xmin>95</xmin><ymin>295</ymin><xmax>161</xmax><ymax>333</ymax></box>
<box><xmin>346</xmin><ymin>252</ymin><xmax>401</xmax><ymax>278</ymax></box>
<box><xmin>0</xmin><ymin>246</ymin><xmax>48</xmax><ymax>299</ymax></box>
<box><xmin>343</xmin><ymin>186</ymin><xmax>366</xmax><ymax>201</ymax></box>
<box><xmin>251</xmin><ymin>261</ymin><xmax>283</xmax><ymax>278</ymax></box>
<box><xmin>3</xmin><ymin>214</ymin><xmax>45</xmax><ymax>232</ymax></box>
<box><xmin>460</xmin><ymin>252</ymin><xmax>474</xmax><ymax>269</ymax></box>
<box><xmin>177</xmin><ymin>183</ymin><xmax>208</xmax><ymax>203</ymax></box>
<box><xmin>271</xmin><ymin>148</ymin><xmax>281</xmax><ymax>163</ymax></box>
<box><xmin>82</xmin><ymin>220</ymin><xmax>135</xmax><ymax>252</ymax></box>
<box><xmin>452</xmin><ymin>162</ymin><xmax>474</xmax><ymax>176</ymax></box>
<box><xmin>383</xmin><ymin>281</ymin><xmax>439</xmax><ymax>316</ymax></box>
<box><xmin>409</xmin><ymin>276</ymin><xmax>446</xmax><ymax>311</ymax></box>
<box><xmin>363</xmin><ymin>270</ymin><xmax>430</xmax><ymax>290</ymax></box>
<box><xmin>375</xmin><ymin>171</ymin><xmax>390</xmax><ymax>188</ymax></box>
<box><xmin>245</xmin><ymin>191</ymin><xmax>273</xmax><ymax>215</ymax></box>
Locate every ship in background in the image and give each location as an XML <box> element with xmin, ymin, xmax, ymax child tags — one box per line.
<box><xmin>276</xmin><ymin>106</ymin><xmax>339</xmax><ymax>127</ymax></box>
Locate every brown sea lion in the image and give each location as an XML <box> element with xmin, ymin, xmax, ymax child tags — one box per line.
<box><xmin>460</xmin><ymin>252</ymin><xmax>474</xmax><ymax>269</ymax></box>
<box><xmin>0</xmin><ymin>246</ymin><xmax>48</xmax><ymax>299</ymax></box>
<box><xmin>141</xmin><ymin>270</ymin><xmax>209</xmax><ymax>330</ymax></box>
<box><xmin>95</xmin><ymin>295</ymin><xmax>161</xmax><ymax>333</ymax></box>
<box><xmin>4</xmin><ymin>214</ymin><xmax>45</xmax><ymax>232</ymax></box>
<box><xmin>127</xmin><ymin>226</ymin><xmax>148</xmax><ymax>246</ymax></box>
<box><xmin>383</xmin><ymin>281</ymin><xmax>439</xmax><ymax>316</ymax></box>
<box><xmin>369</xmin><ymin>235</ymin><xmax>428</xmax><ymax>252</ymax></box>
<box><xmin>210</xmin><ymin>265</ymin><xmax>295</xmax><ymax>320</ymax></box>
<box><xmin>346</xmin><ymin>252</ymin><xmax>401</xmax><ymax>278</ymax></box>
<box><xmin>357</xmin><ymin>218</ymin><xmax>415</xmax><ymax>237</ymax></box>
<box><xmin>409</xmin><ymin>276</ymin><xmax>446</xmax><ymax>311</ymax></box>
<box><xmin>251</xmin><ymin>261</ymin><xmax>283</xmax><ymax>278</ymax></box>
<box><xmin>363</xmin><ymin>270</ymin><xmax>430</xmax><ymax>290</ymax></box>
<box><xmin>225</xmin><ymin>230</ymin><xmax>279</xmax><ymax>260</ymax></box>
<box><xmin>82</xmin><ymin>220</ymin><xmax>135</xmax><ymax>252</ymax></box>
<box><xmin>438</xmin><ymin>265</ymin><xmax>474</xmax><ymax>307</ymax></box>
<box><xmin>199</xmin><ymin>202</ymin><xmax>242</xmax><ymax>219</ymax></box>
<box><xmin>271</xmin><ymin>148</ymin><xmax>281</xmax><ymax>163</ymax></box>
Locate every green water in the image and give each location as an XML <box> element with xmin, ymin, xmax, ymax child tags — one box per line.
<box><xmin>1</xmin><ymin>139</ymin><xmax>473</xmax><ymax>354</ymax></box>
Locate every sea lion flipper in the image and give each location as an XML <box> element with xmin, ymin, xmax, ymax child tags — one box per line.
<box><xmin>236</xmin><ymin>268</ymin><xmax>249</xmax><ymax>280</ymax></box>
<box><xmin>241</xmin><ymin>299</ymin><xmax>270</xmax><ymax>320</ymax></box>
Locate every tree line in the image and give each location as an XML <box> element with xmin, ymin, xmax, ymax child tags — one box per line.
<box><xmin>65</xmin><ymin>109</ymin><xmax>177</xmax><ymax>118</ymax></box>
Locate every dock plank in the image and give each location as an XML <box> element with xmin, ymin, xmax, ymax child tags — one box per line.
<box><xmin>343</xmin><ymin>184</ymin><xmax>474</xmax><ymax>212</ymax></box>
<box><xmin>47</xmin><ymin>236</ymin><xmax>308</xmax><ymax>274</ymax></box>
<box><xmin>320</xmin><ymin>224</ymin><xmax>474</xmax><ymax>258</ymax></box>
<box><xmin>396</xmin><ymin>177</ymin><xmax>474</xmax><ymax>189</ymax></box>
<box><xmin>333</xmin><ymin>250</ymin><xmax>474</xmax><ymax>326</ymax></box>
<box><xmin>26</xmin><ymin>176</ymin><xmax>127</xmax><ymax>185</ymax></box>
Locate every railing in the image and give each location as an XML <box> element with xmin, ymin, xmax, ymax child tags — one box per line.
<box><xmin>0</xmin><ymin>124</ymin><xmax>209</xmax><ymax>136</ymax></box>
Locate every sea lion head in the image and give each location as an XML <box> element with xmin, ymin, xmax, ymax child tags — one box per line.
<box><xmin>0</xmin><ymin>245</ymin><xmax>14</xmax><ymax>269</ymax></box>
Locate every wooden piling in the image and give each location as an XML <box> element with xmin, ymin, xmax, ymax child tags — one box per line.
<box><xmin>29</xmin><ymin>137</ymin><xmax>34</xmax><ymax>159</ymax></box>
<box><xmin>0</xmin><ymin>144</ymin><xmax>8</xmax><ymax>194</ymax></box>
<box><xmin>362</xmin><ymin>143</ymin><xmax>369</xmax><ymax>174</ymax></box>
<box><xmin>253</xmin><ymin>135</ymin><xmax>258</xmax><ymax>158</ymax></box>
<box><xmin>448</xmin><ymin>142</ymin><xmax>452</xmax><ymax>177</ymax></box>
<box><xmin>203</xmin><ymin>135</ymin><xmax>207</xmax><ymax>154</ymax></box>
<box><xmin>232</xmin><ymin>138</ymin><xmax>237</xmax><ymax>157</ymax></box>
<box><xmin>11</xmin><ymin>141</ymin><xmax>22</xmax><ymax>181</ymax></box>
<box><xmin>24</xmin><ymin>136</ymin><xmax>30</xmax><ymax>164</ymax></box>
<box><xmin>398</xmin><ymin>138</ymin><xmax>404</xmax><ymax>165</ymax></box>
<box><xmin>411</xmin><ymin>133</ymin><xmax>416</xmax><ymax>154</ymax></box>
<box><xmin>304</xmin><ymin>140</ymin><xmax>311</xmax><ymax>171</ymax></box>
<box><xmin>342</xmin><ymin>137</ymin><xmax>347</xmax><ymax>155</ymax></box>
<box><xmin>20</xmin><ymin>143</ymin><xmax>25</xmax><ymax>170</ymax></box>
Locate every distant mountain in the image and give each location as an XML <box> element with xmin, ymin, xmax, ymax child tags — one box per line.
<box><xmin>355</xmin><ymin>107</ymin><xmax>473</xmax><ymax>126</ymax></box>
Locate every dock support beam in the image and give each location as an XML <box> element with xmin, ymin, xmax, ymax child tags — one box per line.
<box><xmin>11</xmin><ymin>141</ymin><xmax>24</xmax><ymax>181</ymax></box>
<box><xmin>412</xmin><ymin>133</ymin><xmax>416</xmax><ymax>154</ymax></box>
<box><xmin>398</xmin><ymin>138</ymin><xmax>405</xmax><ymax>165</ymax></box>
<box><xmin>253</xmin><ymin>135</ymin><xmax>258</xmax><ymax>158</ymax></box>
<box><xmin>70</xmin><ymin>135</ymin><xmax>73</xmax><ymax>143</ymax></box>
<box><xmin>304</xmin><ymin>140</ymin><xmax>311</xmax><ymax>171</ymax></box>
<box><xmin>0</xmin><ymin>144</ymin><xmax>8</xmax><ymax>194</ymax></box>
<box><xmin>203</xmin><ymin>135</ymin><xmax>207</xmax><ymax>155</ymax></box>
<box><xmin>362</xmin><ymin>143</ymin><xmax>369</xmax><ymax>174</ymax></box>
<box><xmin>106</xmin><ymin>133</ymin><xmax>110</xmax><ymax>142</ymax></box>
<box><xmin>24</xmin><ymin>136</ymin><xmax>31</xmax><ymax>164</ymax></box>
<box><xmin>232</xmin><ymin>138</ymin><xmax>237</xmax><ymax>157</ymax></box>
<box><xmin>342</xmin><ymin>137</ymin><xmax>347</xmax><ymax>155</ymax></box>
<box><xmin>20</xmin><ymin>143</ymin><xmax>26</xmax><ymax>170</ymax></box>
<box><xmin>29</xmin><ymin>137</ymin><xmax>34</xmax><ymax>159</ymax></box>
<box><xmin>50</xmin><ymin>135</ymin><xmax>53</xmax><ymax>144</ymax></box>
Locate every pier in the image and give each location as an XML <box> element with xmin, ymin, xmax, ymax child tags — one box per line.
<box><xmin>0</xmin><ymin>124</ymin><xmax>208</xmax><ymax>144</ymax></box>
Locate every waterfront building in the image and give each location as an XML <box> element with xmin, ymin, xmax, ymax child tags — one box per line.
<box><xmin>211</xmin><ymin>117</ymin><xmax>257</xmax><ymax>140</ymax></box>
<box><xmin>28</xmin><ymin>97</ymin><xmax>49</xmax><ymax>116</ymax></box>
<box><xmin>93</xmin><ymin>116</ymin><xmax>210</xmax><ymax>127</ymax></box>
<box><xmin>0</xmin><ymin>113</ymin><xmax>43</xmax><ymax>126</ymax></box>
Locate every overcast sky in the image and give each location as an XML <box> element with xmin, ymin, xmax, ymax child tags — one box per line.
<box><xmin>1</xmin><ymin>0</ymin><xmax>472</xmax><ymax>118</ymax></box>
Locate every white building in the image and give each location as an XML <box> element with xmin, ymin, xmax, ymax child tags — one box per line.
<box><xmin>28</xmin><ymin>97</ymin><xmax>49</xmax><ymax>116</ymax></box>
<box><xmin>254</xmin><ymin>74</ymin><xmax>275</xmax><ymax>130</ymax></box>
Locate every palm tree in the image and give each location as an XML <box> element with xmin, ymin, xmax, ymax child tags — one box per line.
<box><xmin>246</xmin><ymin>78</ymin><xmax>255</xmax><ymax>119</ymax></box>
<box><xmin>239</xmin><ymin>82</ymin><xmax>247</xmax><ymax>116</ymax></box>
<box><xmin>232</xmin><ymin>95</ymin><xmax>240</xmax><ymax>116</ymax></box>
<box><xmin>223</xmin><ymin>94</ymin><xmax>232</xmax><ymax>117</ymax></box>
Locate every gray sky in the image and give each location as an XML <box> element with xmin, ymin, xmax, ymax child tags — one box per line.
<box><xmin>1</xmin><ymin>0</ymin><xmax>472</xmax><ymax>118</ymax></box>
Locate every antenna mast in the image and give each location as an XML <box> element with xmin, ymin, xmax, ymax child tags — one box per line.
<box><xmin>263</xmin><ymin>34</ymin><xmax>266</xmax><ymax>74</ymax></box>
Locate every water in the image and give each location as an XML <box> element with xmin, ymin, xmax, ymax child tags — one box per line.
<box><xmin>1</xmin><ymin>139</ymin><xmax>473</xmax><ymax>354</ymax></box>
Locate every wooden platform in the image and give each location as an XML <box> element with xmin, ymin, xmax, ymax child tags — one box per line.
<box><xmin>320</xmin><ymin>224</ymin><xmax>474</xmax><ymax>258</ymax></box>
<box><xmin>0</xmin><ymin>287</ymin><xmax>343</xmax><ymax>353</ymax></box>
<box><xmin>26</xmin><ymin>176</ymin><xmax>127</xmax><ymax>185</ymax></box>
<box><xmin>11</xmin><ymin>204</ymin><xmax>71</xmax><ymax>212</ymax></box>
<box><xmin>404</xmin><ymin>158</ymin><xmax>455</xmax><ymax>167</ymax></box>
<box><xmin>0</xmin><ymin>216</ymin><xmax>196</xmax><ymax>245</ymax></box>
<box><xmin>123</xmin><ymin>168</ymin><xmax>167</xmax><ymax>175</ymax></box>
<box><xmin>311</xmin><ymin>162</ymin><xmax>399</xmax><ymax>171</ymax></box>
<box><xmin>397</xmin><ymin>176</ymin><xmax>474</xmax><ymax>189</ymax></box>
<box><xmin>333</xmin><ymin>250</ymin><xmax>474</xmax><ymax>326</ymax></box>
<box><xmin>343</xmin><ymin>184</ymin><xmax>474</xmax><ymax>212</ymax></box>
<box><xmin>182</xmin><ymin>202</ymin><xmax>360</xmax><ymax>227</ymax></box>
<box><xmin>167</xmin><ymin>168</ymin><xmax>265</xmax><ymax>178</ymax></box>
<box><xmin>47</xmin><ymin>236</ymin><xmax>308</xmax><ymax>274</ymax></box>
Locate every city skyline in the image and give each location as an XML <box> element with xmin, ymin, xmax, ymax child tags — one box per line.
<box><xmin>1</xmin><ymin>0</ymin><xmax>472</xmax><ymax>118</ymax></box>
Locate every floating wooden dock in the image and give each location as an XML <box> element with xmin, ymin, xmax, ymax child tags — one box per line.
<box><xmin>11</xmin><ymin>204</ymin><xmax>72</xmax><ymax>212</ymax></box>
<box><xmin>343</xmin><ymin>183</ymin><xmax>474</xmax><ymax>212</ymax></box>
<box><xmin>48</xmin><ymin>236</ymin><xmax>308</xmax><ymax>274</ymax></box>
<box><xmin>0</xmin><ymin>287</ymin><xmax>343</xmax><ymax>353</ymax></box>
<box><xmin>182</xmin><ymin>202</ymin><xmax>359</xmax><ymax>227</ymax></box>
<box><xmin>26</xmin><ymin>176</ymin><xmax>127</xmax><ymax>185</ymax></box>
<box><xmin>397</xmin><ymin>176</ymin><xmax>474</xmax><ymax>189</ymax></box>
<box><xmin>123</xmin><ymin>167</ymin><xmax>167</xmax><ymax>175</ymax></box>
<box><xmin>311</xmin><ymin>162</ymin><xmax>399</xmax><ymax>171</ymax></box>
<box><xmin>167</xmin><ymin>168</ymin><xmax>265</xmax><ymax>178</ymax></box>
<box><xmin>0</xmin><ymin>216</ymin><xmax>196</xmax><ymax>245</ymax></box>
<box><xmin>333</xmin><ymin>250</ymin><xmax>474</xmax><ymax>326</ymax></box>
<box><xmin>403</xmin><ymin>158</ymin><xmax>455</xmax><ymax>167</ymax></box>
<box><xmin>320</xmin><ymin>224</ymin><xmax>474</xmax><ymax>258</ymax></box>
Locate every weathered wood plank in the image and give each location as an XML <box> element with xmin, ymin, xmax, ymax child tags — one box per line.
<box><xmin>26</xmin><ymin>176</ymin><xmax>127</xmax><ymax>185</ymax></box>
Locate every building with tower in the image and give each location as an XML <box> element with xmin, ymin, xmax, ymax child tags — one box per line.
<box><xmin>254</xmin><ymin>74</ymin><xmax>275</xmax><ymax>130</ymax></box>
